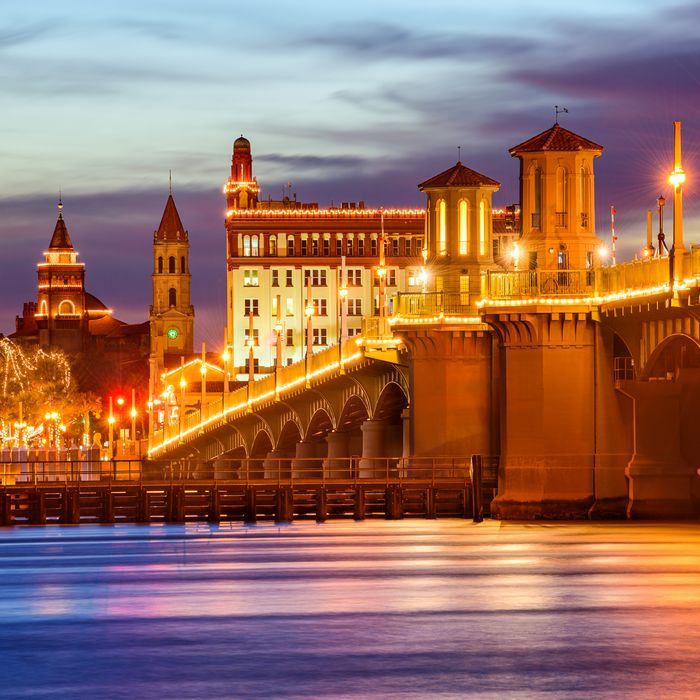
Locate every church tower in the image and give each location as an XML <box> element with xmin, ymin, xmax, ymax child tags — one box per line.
<box><xmin>509</xmin><ymin>123</ymin><xmax>604</xmax><ymax>270</ymax></box>
<box><xmin>418</xmin><ymin>161</ymin><xmax>501</xmax><ymax>299</ymax></box>
<box><xmin>149</xmin><ymin>192</ymin><xmax>194</xmax><ymax>386</ymax></box>
<box><xmin>36</xmin><ymin>201</ymin><xmax>88</xmax><ymax>352</ymax></box>
<box><xmin>224</xmin><ymin>135</ymin><xmax>259</xmax><ymax>211</ymax></box>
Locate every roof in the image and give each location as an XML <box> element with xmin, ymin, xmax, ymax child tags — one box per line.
<box><xmin>234</xmin><ymin>135</ymin><xmax>251</xmax><ymax>150</ymax></box>
<box><xmin>509</xmin><ymin>123</ymin><xmax>604</xmax><ymax>155</ymax></box>
<box><xmin>48</xmin><ymin>214</ymin><xmax>74</xmax><ymax>250</ymax></box>
<box><xmin>85</xmin><ymin>292</ymin><xmax>109</xmax><ymax>315</ymax></box>
<box><xmin>155</xmin><ymin>194</ymin><xmax>188</xmax><ymax>242</ymax></box>
<box><xmin>418</xmin><ymin>162</ymin><xmax>500</xmax><ymax>190</ymax></box>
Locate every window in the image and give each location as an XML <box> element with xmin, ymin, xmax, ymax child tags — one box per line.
<box><xmin>286</xmin><ymin>270</ymin><xmax>293</xmax><ymax>287</ymax></box>
<box><xmin>272</xmin><ymin>270</ymin><xmax>279</xmax><ymax>287</ymax></box>
<box><xmin>347</xmin><ymin>238</ymin><xmax>354</xmax><ymax>256</ymax></box>
<box><xmin>286</xmin><ymin>329</ymin><xmax>294</xmax><ymax>346</ymax></box>
<box><xmin>311</xmin><ymin>238</ymin><xmax>319</xmax><ymax>256</ymax></box>
<box><xmin>169</xmin><ymin>256</ymin><xmax>176</xmax><ymax>273</ymax></box>
<box><xmin>387</xmin><ymin>269</ymin><xmax>397</xmax><ymax>286</ymax></box>
<box><xmin>556</xmin><ymin>167</ymin><xmax>568</xmax><ymax>226</ymax></box>
<box><xmin>287</xmin><ymin>236</ymin><xmax>295</xmax><ymax>256</ymax></box>
<box><xmin>371</xmin><ymin>239</ymin><xmax>377</xmax><ymax>256</ymax></box>
<box><xmin>358</xmin><ymin>238</ymin><xmax>365</xmax><ymax>256</ymax></box>
<box><xmin>335</xmin><ymin>238</ymin><xmax>343</xmax><ymax>256</ymax></box>
<box><xmin>347</xmin><ymin>269</ymin><xmax>362</xmax><ymax>286</ymax></box>
<box><xmin>323</xmin><ymin>239</ymin><xmax>330</xmax><ymax>256</ymax></box>
<box><xmin>403</xmin><ymin>238</ymin><xmax>411</xmax><ymax>256</ymax></box>
<box><xmin>415</xmin><ymin>238</ymin><xmax>423</xmax><ymax>256</ymax></box>
<box><xmin>391</xmin><ymin>238</ymin><xmax>399</xmax><ymax>256</ymax></box>
<box><xmin>312</xmin><ymin>299</ymin><xmax>328</xmax><ymax>316</ymax></box>
<box><xmin>158</xmin><ymin>257</ymin><xmax>163</xmax><ymax>273</ymax></box>
<box><xmin>244</xmin><ymin>328</ymin><xmax>259</xmax><ymax>346</ymax></box>
<box><xmin>169</xmin><ymin>288</ymin><xmax>177</xmax><ymax>307</ymax></box>
<box><xmin>243</xmin><ymin>270</ymin><xmax>259</xmax><ymax>287</ymax></box>
<box><xmin>347</xmin><ymin>327</ymin><xmax>361</xmax><ymax>337</ymax></box>
<box><xmin>533</xmin><ymin>168</ymin><xmax>542</xmax><ymax>229</ymax></box>
<box><xmin>459</xmin><ymin>275</ymin><xmax>469</xmax><ymax>305</ymax></box>
<box><xmin>308</xmin><ymin>328</ymin><xmax>327</xmax><ymax>346</ymax></box>
<box><xmin>304</xmin><ymin>269</ymin><xmax>327</xmax><ymax>286</ymax></box>
<box><xmin>58</xmin><ymin>299</ymin><xmax>75</xmax><ymax>315</ymax></box>
<box><xmin>408</xmin><ymin>270</ymin><xmax>419</xmax><ymax>286</ymax></box>
<box><xmin>180</xmin><ymin>256</ymin><xmax>186</xmax><ymax>273</ymax></box>
<box><xmin>438</xmin><ymin>199</ymin><xmax>447</xmax><ymax>255</ymax></box>
<box><xmin>244</xmin><ymin>358</ymin><xmax>260</xmax><ymax>374</ymax></box>
<box><xmin>348</xmin><ymin>299</ymin><xmax>362</xmax><ymax>316</ymax></box>
<box><xmin>271</xmin><ymin>296</ymin><xmax>278</xmax><ymax>316</ymax></box>
<box><xmin>301</xmin><ymin>239</ymin><xmax>308</xmax><ymax>256</ymax></box>
<box><xmin>492</xmin><ymin>239</ymin><xmax>500</xmax><ymax>258</ymax></box>
<box><xmin>479</xmin><ymin>200</ymin><xmax>486</xmax><ymax>256</ymax></box>
<box><xmin>269</xmin><ymin>237</ymin><xmax>277</xmax><ymax>256</ymax></box>
<box><xmin>459</xmin><ymin>200</ymin><xmax>468</xmax><ymax>255</ymax></box>
<box><xmin>286</xmin><ymin>298</ymin><xmax>294</xmax><ymax>316</ymax></box>
<box><xmin>244</xmin><ymin>299</ymin><xmax>259</xmax><ymax>316</ymax></box>
<box><xmin>243</xmin><ymin>235</ymin><xmax>259</xmax><ymax>256</ymax></box>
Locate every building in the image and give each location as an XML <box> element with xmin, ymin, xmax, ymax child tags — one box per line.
<box><xmin>223</xmin><ymin>136</ymin><xmax>518</xmax><ymax>377</ymax></box>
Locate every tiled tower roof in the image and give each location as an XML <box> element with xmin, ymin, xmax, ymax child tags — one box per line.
<box><xmin>418</xmin><ymin>162</ymin><xmax>500</xmax><ymax>189</ymax></box>
<box><xmin>509</xmin><ymin>123</ymin><xmax>604</xmax><ymax>154</ymax></box>
<box><xmin>48</xmin><ymin>214</ymin><xmax>74</xmax><ymax>250</ymax></box>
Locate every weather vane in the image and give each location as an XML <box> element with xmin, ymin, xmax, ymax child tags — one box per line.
<box><xmin>555</xmin><ymin>105</ymin><xmax>569</xmax><ymax>123</ymax></box>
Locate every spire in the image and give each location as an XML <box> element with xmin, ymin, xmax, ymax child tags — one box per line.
<box><xmin>49</xmin><ymin>198</ymin><xmax>74</xmax><ymax>250</ymax></box>
<box><xmin>155</xmin><ymin>193</ymin><xmax>188</xmax><ymax>241</ymax></box>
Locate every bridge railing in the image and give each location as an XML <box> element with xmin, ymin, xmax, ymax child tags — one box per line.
<box><xmin>691</xmin><ymin>244</ymin><xmax>700</xmax><ymax>277</ymax></box>
<box><xmin>594</xmin><ymin>256</ymin><xmax>669</xmax><ymax>295</ymax></box>
<box><xmin>486</xmin><ymin>269</ymin><xmax>595</xmax><ymax>298</ymax></box>
<box><xmin>394</xmin><ymin>291</ymin><xmax>474</xmax><ymax>317</ymax></box>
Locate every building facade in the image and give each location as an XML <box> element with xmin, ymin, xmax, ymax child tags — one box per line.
<box><xmin>223</xmin><ymin>136</ymin><xmax>518</xmax><ymax>377</ymax></box>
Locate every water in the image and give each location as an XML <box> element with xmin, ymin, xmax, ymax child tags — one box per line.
<box><xmin>2</xmin><ymin>520</ymin><xmax>700</xmax><ymax>699</ymax></box>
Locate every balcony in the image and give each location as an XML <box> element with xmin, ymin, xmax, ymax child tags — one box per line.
<box><xmin>485</xmin><ymin>270</ymin><xmax>594</xmax><ymax>299</ymax></box>
<box><xmin>555</xmin><ymin>212</ymin><xmax>568</xmax><ymax>227</ymax></box>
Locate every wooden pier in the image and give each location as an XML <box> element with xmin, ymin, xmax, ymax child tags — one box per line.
<box><xmin>0</xmin><ymin>456</ymin><xmax>497</xmax><ymax>526</ymax></box>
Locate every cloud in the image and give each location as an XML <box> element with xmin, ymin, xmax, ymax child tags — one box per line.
<box><xmin>0</xmin><ymin>22</ymin><xmax>52</xmax><ymax>49</ymax></box>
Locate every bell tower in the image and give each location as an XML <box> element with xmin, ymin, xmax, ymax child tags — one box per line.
<box><xmin>418</xmin><ymin>160</ymin><xmax>500</xmax><ymax>299</ymax></box>
<box><xmin>224</xmin><ymin>135</ymin><xmax>260</xmax><ymax>211</ymax></box>
<box><xmin>149</xmin><ymin>191</ymin><xmax>194</xmax><ymax>387</ymax></box>
<box><xmin>510</xmin><ymin>122</ymin><xmax>604</xmax><ymax>271</ymax></box>
<box><xmin>36</xmin><ymin>200</ymin><xmax>88</xmax><ymax>352</ymax></box>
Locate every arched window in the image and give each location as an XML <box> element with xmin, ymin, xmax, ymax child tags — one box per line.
<box><xmin>459</xmin><ymin>200</ymin><xmax>469</xmax><ymax>255</ymax></box>
<box><xmin>168</xmin><ymin>256</ymin><xmax>175</xmax><ymax>273</ymax></box>
<box><xmin>243</xmin><ymin>235</ymin><xmax>251</xmax><ymax>256</ymax></box>
<box><xmin>40</xmin><ymin>301</ymin><xmax>47</xmax><ymax>316</ymax></box>
<box><xmin>158</xmin><ymin>256</ymin><xmax>163</xmax><ymax>273</ymax></box>
<box><xmin>533</xmin><ymin>168</ymin><xmax>542</xmax><ymax>229</ymax></box>
<box><xmin>438</xmin><ymin>199</ymin><xmax>447</xmax><ymax>255</ymax></box>
<box><xmin>479</xmin><ymin>200</ymin><xmax>486</xmax><ymax>256</ymax></box>
<box><xmin>180</xmin><ymin>256</ymin><xmax>185</xmax><ymax>273</ymax></box>
<box><xmin>269</xmin><ymin>236</ymin><xmax>277</xmax><ymax>256</ymax></box>
<box><xmin>556</xmin><ymin>167</ymin><xmax>568</xmax><ymax>226</ymax></box>
<box><xmin>58</xmin><ymin>299</ymin><xmax>75</xmax><ymax>316</ymax></box>
<box><xmin>579</xmin><ymin>166</ymin><xmax>590</xmax><ymax>228</ymax></box>
<box><xmin>168</xmin><ymin>288</ymin><xmax>177</xmax><ymax>307</ymax></box>
<box><xmin>251</xmin><ymin>235</ymin><xmax>259</xmax><ymax>257</ymax></box>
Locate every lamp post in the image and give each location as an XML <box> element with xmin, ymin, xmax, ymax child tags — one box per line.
<box><xmin>130</xmin><ymin>387</ymin><xmax>137</xmax><ymax>453</ymax></box>
<box><xmin>656</xmin><ymin>195</ymin><xmax>668</xmax><ymax>258</ymax></box>
<box><xmin>305</xmin><ymin>277</ymin><xmax>314</xmax><ymax>387</ymax></box>
<box><xmin>179</xmin><ymin>356</ymin><xmax>186</xmax><ymax>440</ymax></box>
<box><xmin>246</xmin><ymin>310</ymin><xmax>256</xmax><ymax>396</ymax></box>
<box><xmin>107</xmin><ymin>396</ymin><xmax>115</xmax><ymax>459</ymax></box>
<box><xmin>669</xmin><ymin>120</ymin><xmax>686</xmax><ymax>287</ymax></box>
<box><xmin>274</xmin><ymin>297</ymin><xmax>284</xmax><ymax>399</ymax></box>
<box><xmin>643</xmin><ymin>209</ymin><xmax>655</xmax><ymax>259</ymax></box>
<box><xmin>377</xmin><ymin>210</ymin><xmax>387</xmax><ymax>320</ymax></box>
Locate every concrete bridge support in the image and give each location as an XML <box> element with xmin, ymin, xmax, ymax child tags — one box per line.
<box><xmin>291</xmin><ymin>441</ymin><xmax>322</xmax><ymax>479</ymax></box>
<box><xmin>323</xmin><ymin>430</ymin><xmax>351</xmax><ymax>479</ymax></box>
<box><xmin>489</xmin><ymin>312</ymin><xmax>597</xmax><ymax>519</ymax></box>
<box><xmin>358</xmin><ymin>419</ymin><xmax>390</xmax><ymax>478</ymax></box>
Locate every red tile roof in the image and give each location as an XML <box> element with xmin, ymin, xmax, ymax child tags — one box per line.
<box><xmin>509</xmin><ymin>123</ymin><xmax>603</xmax><ymax>155</ymax></box>
<box><xmin>48</xmin><ymin>214</ymin><xmax>74</xmax><ymax>249</ymax></box>
<box><xmin>155</xmin><ymin>194</ymin><xmax>188</xmax><ymax>241</ymax></box>
<box><xmin>418</xmin><ymin>162</ymin><xmax>500</xmax><ymax>190</ymax></box>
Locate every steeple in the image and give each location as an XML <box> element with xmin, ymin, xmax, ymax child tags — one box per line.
<box><xmin>48</xmin><ymin>199</ymin><xmax>74</xmax><ymax>250</ymax></box>
<box><xmin>155</xmin><ymin>194</ymin><xmax>188</xmax><ymax>242</ymax></box>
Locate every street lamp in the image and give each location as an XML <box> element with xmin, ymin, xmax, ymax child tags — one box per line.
<box><xmin>510</xmin><ymin>242</ymin><xmax>521</xmax><ymax>271</ymax></box>
<box><xmin>668</xmin><ymin>120</ymin><xmax>686</xmax><ymax>287</ymax></box>
<box><xmin>656</xmin><ymin>194</ymin><xmax>668</xmax><ymax>257</ymax></box>
<box><xmin>304</xmin><ymin>277</ymin><xmax>314</xmax><ymax>387</ymax></box>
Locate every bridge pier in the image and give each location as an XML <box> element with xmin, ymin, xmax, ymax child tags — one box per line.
<box><xmin>323</xmin><ymin>431</ymin><xmax>350</xmax><ymax>479</ymax></box>
<box><xmin>291</xmin><ymin>441</ymin><xmax>320</xmax><ymax>479</ymax></box>
<box><xmin>263</xmin><ymin>450</ymin><xmax>290</xmax><ymax>480</ymax></box>
<box><xmin>358</xmin><ymin>420</ymin><xmax>391</xmax><ymax>478</ymax></box>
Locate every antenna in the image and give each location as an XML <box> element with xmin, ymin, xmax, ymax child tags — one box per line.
<box><xmin>169</xmin><ymin>170</ymin><xmax>172</xmax><ymax>195</ymax></box>
<box><xmin>58</xmin><ymin>187</ymin><xmax>63</xmax><ymax>211</ymax></box>
<box><xmin>457</xmin><ymin>145</ymin><xmax>461</xmax><ymax>163</ymax></box>
<box><xmin>554</xmin><ymin>105</ymin><xmax>569</xmax><ymax>123</ymax></box>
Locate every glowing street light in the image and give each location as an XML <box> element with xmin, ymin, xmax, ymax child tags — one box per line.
<box><xmin>510</xmin><ymin>242</ymin><xmax>521</xmax><ymax>271</ymax></box>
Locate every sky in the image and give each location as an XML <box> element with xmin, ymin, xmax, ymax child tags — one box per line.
<box><xmin>2</xmin><ymin>0</ymin><xmax>700</xmax><ymax>345</ymax></box>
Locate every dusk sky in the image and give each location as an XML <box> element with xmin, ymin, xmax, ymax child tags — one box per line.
<box><xmin>3</xmin><ymin>0</ymin><xmax>700</xmax><ymax>345</ymax></box>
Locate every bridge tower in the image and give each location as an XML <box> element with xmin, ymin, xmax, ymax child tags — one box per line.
<box><xmin>510</xmin><ymin>123</ymin><xmax>604</xmax><ymax>271</ymax></box>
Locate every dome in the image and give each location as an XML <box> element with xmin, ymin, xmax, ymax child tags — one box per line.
<box><xmin>234</xmin><ymin>135</ymin><xmax>251</xmax><ymax>150</ymax></box>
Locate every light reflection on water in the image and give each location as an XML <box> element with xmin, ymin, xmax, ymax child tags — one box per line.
<box><xmin>2</xmin><ymin>520</ymin><xmax>700</xmax><ymax>698</ymax></box>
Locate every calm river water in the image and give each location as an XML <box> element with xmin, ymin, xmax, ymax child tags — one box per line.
<box><xmin>2</xmin><ymin>520</ymin><xmax>700</xmax><ymax>699</ymax></box>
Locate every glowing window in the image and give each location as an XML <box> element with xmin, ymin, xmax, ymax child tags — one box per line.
<box><xmin>479</xmin><ymin>201</ymin><xmax>486</xmax><ymax>256</ymax></box>
<box><xmin>438</xmin><ymin>200</ymin><xmax>447</xmax><ymax>255</ymax></box>
<box><xmin>459</xmin><ymin>200</ymin><xmax>468</xmax><ymax>255</ymax></box>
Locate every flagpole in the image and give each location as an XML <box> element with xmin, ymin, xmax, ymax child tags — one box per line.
<box><xmin>610</xmin><ymin>205</ymin><xmax>617</xmax><ymax>266</ymax></box>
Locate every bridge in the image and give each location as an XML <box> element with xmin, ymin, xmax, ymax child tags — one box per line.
<box><xmin>147</xmin><ymin>247</ymin><xmax>700</xmax><ymax>520</ymax></box>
